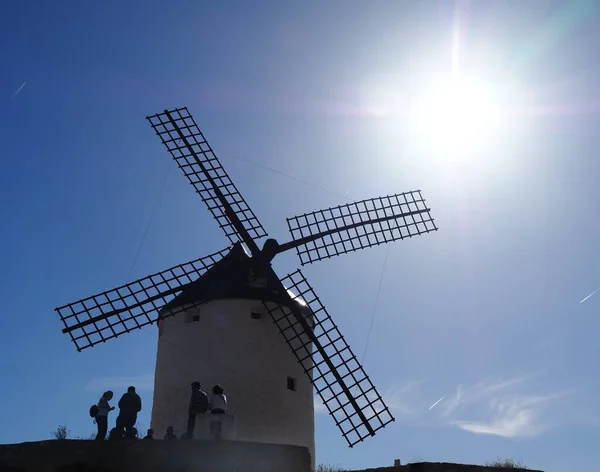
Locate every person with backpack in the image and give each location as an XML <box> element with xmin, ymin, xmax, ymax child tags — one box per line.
<box><xmin>90</xmin><ymin>391</ymin><xmax>115</xmax><ymax>440</ymax></box>
<box><xmin>116</xmin><ymin>386</ymin><xmax>142</xmax><ymax>439</ymax></box>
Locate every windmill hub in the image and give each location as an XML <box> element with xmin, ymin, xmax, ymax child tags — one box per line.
<box><xmin>55</xmin><ymin>107</ymin><xmax>438</xmax><ymax>461</ymax></box>
<box><xmin>260</xmin><ymin>237</ymin><xmax>280</xmax><ymax>263</ymax></box>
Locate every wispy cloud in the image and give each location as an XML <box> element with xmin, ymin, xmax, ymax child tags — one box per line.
<box><xmin>10</xmin><ymin>81</ymin><xmax>27</xmax><ymax>99</ymax></box>
<box><xmin>454</xmin><ymin>392</ymin><xmax>569</xmax><ymax>438</ymax></box>
<box><xmin>378</xmin><ymin>380</ymin><xmax>428</xmax><ymax>419</ymax></box>
<box><xmin>441</xmin><ymin>374</ymin><xmax>532</xmax><ymax>418</ymax></box>
<box><xmin>85</xmin><ymin>374</ymin><xmax>154</xmax><ymax>392</ymax></box>
<box><xmin>315</xmin><ymin>375</ymin><xmax>582</xmax><ymax>439</ymax></box>
<box><xmin>440</xmin><ymin>375</ymin><xmax>575</xmax><ymax>438</ymax></box>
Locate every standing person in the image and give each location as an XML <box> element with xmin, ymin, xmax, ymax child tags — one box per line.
<box><xmin>116</xmin><ymin>386</ymin><xmax>142</xmax><ymax>438</ymax></box>
<box><xmin>95</xmin><ymin>391</ymin><xmax>115</xmax><ymax>440</ymax></box>
<box><xmin>208</xmin><ymin>384</ymin><xmax>227</xmax><ymax>440</ymax></box>
<box><xmin>143</xmin><ymin>429</ymin><xmax>154</xmax><ymax>440</ymax></box>
<box><xmin>208</xmin><ymin>384</ymin><xmax>227</xmax><ymax>414</ymax></box>
<box><xmin>164</xmin><ymin>426</ymin><xmax>178</xmax><ymax>440</ymax></box>
<box><xmin>186</xmin><ymin>381</ymin><xmax>208</xmax><ymax>438</ymax></box>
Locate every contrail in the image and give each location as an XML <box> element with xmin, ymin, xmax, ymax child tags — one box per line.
<box><xmin>11</xmin><ymin>81</ymin><xmax>27</xmax><ymax>99</ymax></box>
<box><xmin>580</xmin><ymin>288</ymin><xmax>599</xmax><ymax>304</ymax></box>
<box><xmin>429</xmin><ymin>396</ymin><xmax>444</xmax><ymax>410</ymax></box>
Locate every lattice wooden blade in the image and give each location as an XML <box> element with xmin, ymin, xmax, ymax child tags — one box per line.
<box><xmin>285</xmin><ymin>191</ymin><xmax>437</xmax><ymax>265</ymax></box>
<box><xmin>147</xmin><ymin>107</ymin><xmax>267</xmax><ymax>251</ymax></box>
<box><xmin>263</xmin><ymin>269</ymin><xmax>394</xmax><ymax>447</ymax></box>
<box><xmin>55</xmin><ymin>248</ymin><xmax>230</xmax><ymax>351</ymax></box>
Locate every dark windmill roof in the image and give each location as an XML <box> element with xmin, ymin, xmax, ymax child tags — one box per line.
<box><xmin>160</xmin><ymin>243</ymin><xmax>311</xmax><ymax>316</ymax></box>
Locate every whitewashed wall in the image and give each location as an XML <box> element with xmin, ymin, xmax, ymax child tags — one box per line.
<box><xmin>151</xmin><ymin>298</ymin><xmax>315</xmax><ymax>464</ymax></box>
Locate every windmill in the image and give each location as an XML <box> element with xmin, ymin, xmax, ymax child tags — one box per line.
<box><xmin>55</xmin><ymin>107</ymin><xmax>437</xmax><ymax>456</ymax></box>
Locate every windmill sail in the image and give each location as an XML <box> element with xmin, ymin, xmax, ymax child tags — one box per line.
<box><xmin>263</xmin><ymin>269</ymin><xmax>394</xmax><ymax>447</ymax></box>
<box><xmin>56</xmin><ymin>248</ymin><xmax>229</xmax><ymax>351</ymax></box>
<box><xmin>147</xmin><ymin>107</ymin><xmax>267</xmax><ymax>252</ymax></box>
<box><xmin>284</xmin><ymin>191</ymin><xmax>437</xmax><ymax>265</ymax></box>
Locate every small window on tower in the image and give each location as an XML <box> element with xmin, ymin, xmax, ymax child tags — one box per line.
<box><xmin>185</xmin><ymin>312</ymin><xmax>200</xmax><ymax>323</ymax></box>
<box><xmin>250</xmin><ymin>306</ymin><xmax>264</xmax><ymax>320</ymax></box>
<box><xmin>287</xmin><ymin>377</ymin><xmax>297</xmax><ymax>391</ymax></box>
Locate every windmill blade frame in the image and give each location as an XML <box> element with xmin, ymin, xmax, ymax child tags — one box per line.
<box><xmin>282</xmin><ymin>190</ymin><xmax>437</xmax><ymax>265</ymax></box>
<box><xmin>56</xmin><ymin>247</ymin><xmax>230</xmax><ymax>351</ymax></box>
<box><xmin>146</xmin><ymin>107</ymin><xmax>267</xmax><ymax>253</ymax></box>
<box><xmin>262</xmin><ymin>268</ymin><xmax>394</xmax><ymax>447</ymax></box>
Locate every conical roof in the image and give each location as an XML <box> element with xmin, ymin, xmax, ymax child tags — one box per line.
<box><xmin>160</xmin><ymin>243</ymin><xmax>310</xmax><ymax>315</ymax></box>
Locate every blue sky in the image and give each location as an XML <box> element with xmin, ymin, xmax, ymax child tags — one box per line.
<box><xmin>1</xmin><ymin>1</ymin><xmax>600</xmax><ymax>470</ymax></box>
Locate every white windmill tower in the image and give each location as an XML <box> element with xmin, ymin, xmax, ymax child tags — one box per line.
<box><xmin>56</xmin><ymin>107</ymin><xmax>438</xmax><ymax>462</ymax></box>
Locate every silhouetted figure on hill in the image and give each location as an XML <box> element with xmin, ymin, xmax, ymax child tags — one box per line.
<box><xmin>143</xmin><ymin>428</ymin><xmax>154</xmax><ymax>439</ymax></box>
<box><xmin>186</xmin><ymin>381</ymin><xmax>208</xmax><ymax>438</ymax></box>
<box><xmin>116</xmin><ymin>386</ymin><xmax>142</xmax><ymax>439</ymax></box>
<box><xmin>94</xmin><ymin>391</ymin><xmax>115</xmax><ymax>440</ymax></box>
<box><xmin>164</xmin><ymin>426</ymin><xmax>178</xmax><ymax>440</ymax></box>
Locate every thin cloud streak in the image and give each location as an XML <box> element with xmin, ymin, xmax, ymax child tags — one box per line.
<box><xmin>10</xmin><ymin>81</ymin><xmax>27</xmax><ymax>99</ymax></box>
<box><xmin>580</xmin><ymin>288</ymin><xmax>598</xmax><ymax>304</ymax></box>
<box><xmin>429</xmin><ymin>397</ymin><xmax>444</xmax><ymax>410</ymax></box>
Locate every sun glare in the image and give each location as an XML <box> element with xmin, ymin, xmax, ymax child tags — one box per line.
<box><xmin>412</xmin><ymin>76</ymin><xmax>501</xmax><ymax>158</ymax></box>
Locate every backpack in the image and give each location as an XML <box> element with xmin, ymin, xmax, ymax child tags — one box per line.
<box><xmin>89</xmin><ymin>404</ymin><xmax>99</xmax><ymax>418</ymax></box>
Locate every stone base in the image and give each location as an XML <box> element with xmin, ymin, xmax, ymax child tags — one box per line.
<box><xmin>0</xmin><ymin>439</ymin><xmax>311</xmax><ymax>472</ymax></box>
<box><xmin>190</xmin><ymin>413</ymin><xmax>236</xmax><ymax>440</ymax></box>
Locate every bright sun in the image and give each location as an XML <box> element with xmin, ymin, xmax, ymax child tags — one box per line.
<box><xmin>412</xmin><ymin>76</ymin><xmax>501</xmax><ymax>158</ymax></box>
